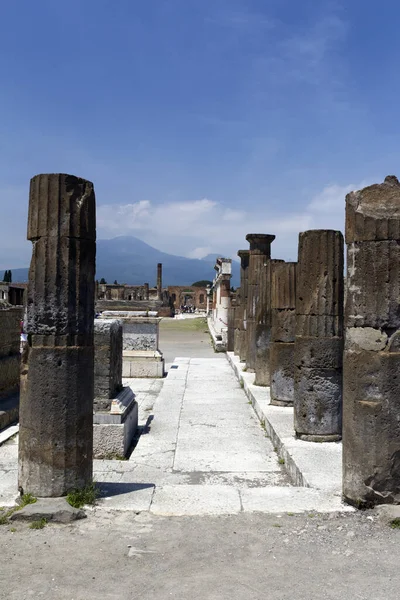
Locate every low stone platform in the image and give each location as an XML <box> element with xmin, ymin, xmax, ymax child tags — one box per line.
<box><xmin>122</xmin><ymin>350</ymin><xmax>164</xmax><ymax>378</ymax></box>
<box><xmin>207</xmin><ymin>318</ymin><xmax>226</xmax><ymax>352</ymax></box>
<box><xmin>93</xmin><ymin>387</ymin><xmax>138</xmax><ymax>458</ymax></box>
<box><xmin>227</xmin><ymin>352</ymin><xmax>346</xmax><ymax>499</ymax></box>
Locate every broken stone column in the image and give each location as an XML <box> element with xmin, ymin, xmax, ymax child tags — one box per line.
<box><xmin>18</xmin><ymin>173</ymin><xmax>96</xmax><ymax>497</ymax></box>
<box><xmin>254</xmin><ymin>258</ymin><xmax>283</xmax><ymax>386</ymax></box>
<box><xmin>245</xmin><ymin>235</ymin><xmax>275</xmax><ymax>372</ymax></box>
<box><xmin>157</xmin><ymin>263</ymin><xmax>162</xmax><ymax>300</ymax></box>
<box><xmin>144</xmin><ymin>283</ymin><xmax>149</xmax><ymax>301</ymax></box>
<box><xmin>294</xmin><ymin>229</ymin><xmax>344</xmax><ymax>442</ymax></box>
<box><xmin>93</xmin><ymin>319</ymin><xmax>138</xmax><ymax>458</ymax></box>
<box><xmin>343</xmin><ymin>176</ymin><xmax>400</xmax><ymax>506</ymax></box>
<box><xmin>237</xmin><ymin>250</ymin><xmax>250</xmax><ymax>363</ymax></box>
<box><xmin>270</xmin><ymin>262</ymin><xmax>296</xmax><ymax>406</ymax></box>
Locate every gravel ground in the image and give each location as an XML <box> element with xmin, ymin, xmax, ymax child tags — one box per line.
<box><xmin>1</xmin><ymin>510</ymin><xmax>399</xmax><ymax>599</ymax></box>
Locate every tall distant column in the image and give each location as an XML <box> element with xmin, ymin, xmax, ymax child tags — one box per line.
<box><xmin>343</xmin><ymin>176</ymin><xmax>400</xmax><ymax>506</ymax></box>
<box><xmin>294</xmin><ymin>229</ymin><xmax>344</xmax><ymax>442</ymax></box>
<box><xmin>144</xmin><ymin>282</ymin><xmax>149</xmax><ymax>301</ymax></box>
<box><xmin>157</xmin><ymin>263</ymin><xmax>162</xmax><ymax>301</ymax></box>
<box><xmin>245</xmin><ymin>234</ymin><xmax>275</xmax><ymax>373</ymax></box>
<box><xmin>270</xmin><ymin>261</ymin><xmax>296</xmax><ymax>406</ymax></box>
<box><xmin>236</xmin><ymin>250</ymin><xmax>249</xmax><ymax>360</ymax></box>
<box><xmin>18</xmin><ymin>173</ymin><xmax>96</xmax><ymax>497</ymax></box>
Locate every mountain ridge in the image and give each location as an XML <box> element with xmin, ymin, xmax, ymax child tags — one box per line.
<box><xmin>6</xmin><ymin>236</ymin><xmax>240</xmax><ymax>287</ymax></box>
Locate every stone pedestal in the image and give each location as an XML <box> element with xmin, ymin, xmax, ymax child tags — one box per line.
<box><xmin>93</xmin><ymin>387</ymin><xmax>138</xmax><ymax>458</ymax></box>
<box><xmin>18</xmin><ymin>173</ymin><xmax>95</xmax><ymax>497</ymax></box>
<box><xmin>343</xmin><ymin>176</ymin><xmax>400</xmax><ymax>506</ymax></box>
<box><xmin>270</xmin><ymin>262</ymin><xmax>296</xmax><ymax>406</ymax></box>
<box><xmin>100</xmin><ymin>311</ymin><xmax>164</xmax><ymax>378</ymax></box>
<box><xmin>294</xmin><ymin>229</ymin><xmax>344</xmax><ymax>442</ymax></box>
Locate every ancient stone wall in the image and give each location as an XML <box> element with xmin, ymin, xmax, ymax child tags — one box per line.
<box><xmin>0</xmin><ymin>307</ymin><xmax>22</xmax><ymax>398</ymax></box>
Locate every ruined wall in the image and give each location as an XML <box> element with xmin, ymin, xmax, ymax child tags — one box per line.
<box><xmin>0</xmin><ymin>307</ymin><xmax>22</xmax><ymax>398</ymax></box>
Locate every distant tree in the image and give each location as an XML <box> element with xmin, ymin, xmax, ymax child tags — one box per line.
<box><xmin>100</xmin><ymin>278</ymin><xmax>107</xmax><ymax>284</ymax></box>
<box><xmin>8</xmin><ymin>270</ymin><xmax>12</xmax><ymax>283</ymax></box>
<box><xmin>2</xmin><ymin>270</ymin><xmax>7</xmax><ymax>282</ymax></box>
<box><xmin>191</xmin><ymin>280</ymin><xmax>212</xmax><ymax>287</ymax></box>
<box><xmin>113</xmin><ymin>280</ymin><xmax>118</xmax><ymax>285</ymax></box>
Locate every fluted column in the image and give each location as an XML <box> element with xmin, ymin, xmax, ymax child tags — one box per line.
<box><xmin>245</xmin><ymin>234</ymin><xmax>275</xmax><ymax>372</ymax></box>
<box><xmin>270</xmin><ymin>261</ymin><xmax>296</xmax><ymax>406</ymax></box>
<box><xmin>294</xmin><ymin>229</ymin><xmax>344</xmax><ymax>442</ymax></box>
<box><xmin>18</xmin><ymin>173</ymin><xmax>96</xmax><ymax>497</ymax></box>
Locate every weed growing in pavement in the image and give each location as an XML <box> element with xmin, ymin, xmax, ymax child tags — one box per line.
<box><xmin>390</xmin><ymin>518</ymin><xmax>400</xmax><ymax>529</ymax></box>
<box><xmin>19</xmin><ymin>493</ymin><xmax>37</xmax><ymax>508</ymax></box>
<box><xmin>278</xmin><ymin>458</ymin><xmax>285</xmax><ymax>465</ymax></box>
<box><xmin>67</xmin><ymin>482</ymin><xmax>99</xmax><ymax>509</ymax></box>
<box><xmin>29</xmin><ymin>518</ymin><xmax>47</xmax><ymax>530</ymax></box>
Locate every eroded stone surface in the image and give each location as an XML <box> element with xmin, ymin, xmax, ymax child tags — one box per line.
<box><xmin>343</xmin><ymin>176</ymin><xmax>400</xmax><ymax>507</ymax></box>
<box><xmin>18</xmin><ymin>173</ymin><xmax>96</xmax><ymax>497</ymax></box>
<box><xmin>294</xmin><ymin>230</ymin><xmax>344</xmax><ymax>441</ymax></box>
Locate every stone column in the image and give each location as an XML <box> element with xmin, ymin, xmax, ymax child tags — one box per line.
<box><xmin>237</xmin><ymin>250</ymin><xmax>250</xmax><ymax>363</ymax></box>
<box><xmin>144</xmin><ymin>283</ymin><xmax>149</xmax><ymax>301</ymax></box>
<box><xmin>18</xmin><ymin>173</ymin><xmax>96</xmax><ymax>497</ymax></box>
<box><xmin>233</xmin><ymin>286</ymin><xmax>241</xmax><ymax>356</ymax></box>
<box><xmin>343</xmin><ymin>176</ymin><xmax>400</xmax><ymax>506</ymax></box>
<box><xmin>245</xmin><ymin>234</ymin><xmax>275</xmax><ymax>373</ymax></box>
<box><xmin>294</xmin><ymin>229</ymin><xmax>344</xmax><ymax>442</ymax></box>
<box><xmin>254</xmin><ymin>258</ymin><xmax>283</xmax><ymax>386</ymax></box>
<box><xmin>157</xmin><ymin>263</ymin><xmax>162</xmax><ymax>300</ymax></box>
<box><xmin>227</xmin><ymin>295</ymin><xmax>236</xmax><ymax>352</ymax></box>
<box><xmin>270</xmin><ymin>261</ymin><xmax>296</xmax><ymax>406</ymax></box>
<box><xmin>206</xmin><ymin>286</ymin><xmax>211</xmax><ymax>315</ymax></box>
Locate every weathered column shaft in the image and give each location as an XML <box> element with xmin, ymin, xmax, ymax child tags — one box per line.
<box><xmin>157</xmin><ymin>263</ymin><xmax>162</xmax><ymax>300</ymax></box>
<box><xmin>237</xmin><ymin>250</ymin><xmax>250</xmax><ymax>362</ymax></box>
<box><xmin>343</xmin><ymin>176</ymin><xmax>400</xmax><ymax>506</ymax></box>
<box><xmin>270</xmin><ymin>262</ymin><xmax>296</xmax><ymax>406</ymax></box>
<box><xmin>144</xmin><ymin>283</ymin><xmax>149</xmax><ymax>301</ymax></box>
<box><xmin>18</xmin><ymin>173</ymin><xmax>96</xmax><ymax>497</ymax></box>
<box><xmin>94</xmin><ymin>320</ymin><xmax>123</xmax><ymax>412</ymax></box>
<box><xmin>245</xmin><ymin>234</ymin><xmax>275</xmax><ymax>372</ymax></box>
<box><xmin>254</xmin><ymin>259</ymin><xmax>284</xmax><ymax>386</ymax></box>
<box><xmin>294</xmin><ymin>229</ymin><xmax>344</xmax><ymax>442</ymax></box>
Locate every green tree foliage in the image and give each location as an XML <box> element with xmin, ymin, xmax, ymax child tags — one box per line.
<box><xmin>2</xmin><ymin>270</ymin><xmax>12</xmax><ymax>283</ymax></box>
<box><xmin>100</xmin><ymin>278</ymin><xmax>107</xmax><ymax>284</ymax></box>
<box><xmin>191</xmin><ymin>280</ymin><xmax>212</xmax><ymax>287</ymax></box>
<box><xmin>113</xmin><ymin>280</ymin><xmax>118</xmax><ymax>285</ymax></box>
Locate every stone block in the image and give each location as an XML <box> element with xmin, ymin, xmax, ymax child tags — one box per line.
<box><xmin>269</xmin><ymin>342</ymin><xmax>294</xmax><ymax>406</ymax></box>
<box><xmin>93</xmin><ymin>387</ymin><xmax>138</xmax><ymax>458</ymax></box>
<box><xmin>294</xmin><ymin>367</ymin><xmax>342</xmax><ymax>441</ymax></box>
<box><xmin>294</xmin><ymin>336</ymin><xmax>343</xmax><ymax>370</ymax></box>
<box><xmin>94</xmin><ymin>319</ymin><xmax>123</xmax><ymax>411</ymax></box>
<box><xmin>271</xmin><ymin>309</ymin><xmax>296</xmax><ymax>342</ymax></box>
<box><xmin>346</xmin><ymin>240</ymin><xmax>400</xmax><ymax>328</ymax></box>
<box><xmin>345</xmin><ymin>175</ymin><xmax>400</xmax><ymax>243</ymax></box>
<box><xmin>18</xmin><ymin>344</ymin><xmax>93</xmax><ymax>497</ymax></box>
<box><xmin>295</xmin><ymin>314</ymin><xmax>343</xmax><ymax>338</ymax></box>
<box><xmin>26</xmin><ymin>237</ymin><xmax>95</xmax><ymax>336</ymax></box>
<box><xmin>122</xmin><ymin>350</ymin><xmax>165</xmax><ymax>378</ymax></box>
<box><xmin>0</xmin><ymin>354</ymin><xmax>20</xmax><ymax>397</ymax></box>
<box><xmin>343</xmin><ymin>348</ymin><xmax>400</xmax><ymax>505</ymax></box>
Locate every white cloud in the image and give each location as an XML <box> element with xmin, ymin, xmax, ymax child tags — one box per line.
<box><xmin>97</xmin><ymin>180</ymin><xmax>369</xmax><ymax>262</ymax></box>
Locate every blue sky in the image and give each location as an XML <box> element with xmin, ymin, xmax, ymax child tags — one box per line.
<box><xmin>0</xmin><ymin>0</ymin><xmax>399</xmax><ymax>269</ymax></box>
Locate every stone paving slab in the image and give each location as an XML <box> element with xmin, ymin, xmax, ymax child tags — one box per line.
<box><xmin>226</xmin><ymin>351</ymin><xmax>351</xmax><ymax>510</ymax></box>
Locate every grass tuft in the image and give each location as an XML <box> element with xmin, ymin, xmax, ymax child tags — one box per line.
<box><xmin>29</xmin><ymin>518</ymin><xmax>47</xmax><ymax>530</ymax></box>
<box><xmin>390</xmin><ymin>518</ymin><xmax>400</xmax><ymax>529</ymax></box>
<box><xmin>278</xmin><ymin>457</ymin><xmax>285</xmax><ymax>465</ymax></box>
<box><xmin>19</xmin><ymin>493</ymin><xmax>37</xmax><ymax>508</ymax></box>
<box><xmin>66</xmin><ymin>482</ymin><xmax>99</xmax><ymax>509</ymax></box>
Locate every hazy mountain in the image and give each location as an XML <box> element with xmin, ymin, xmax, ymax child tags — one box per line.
<box><xmin>8</xmin><ymin>236</ymin><xmax>240</xmax><ymax>287</ymax></box>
